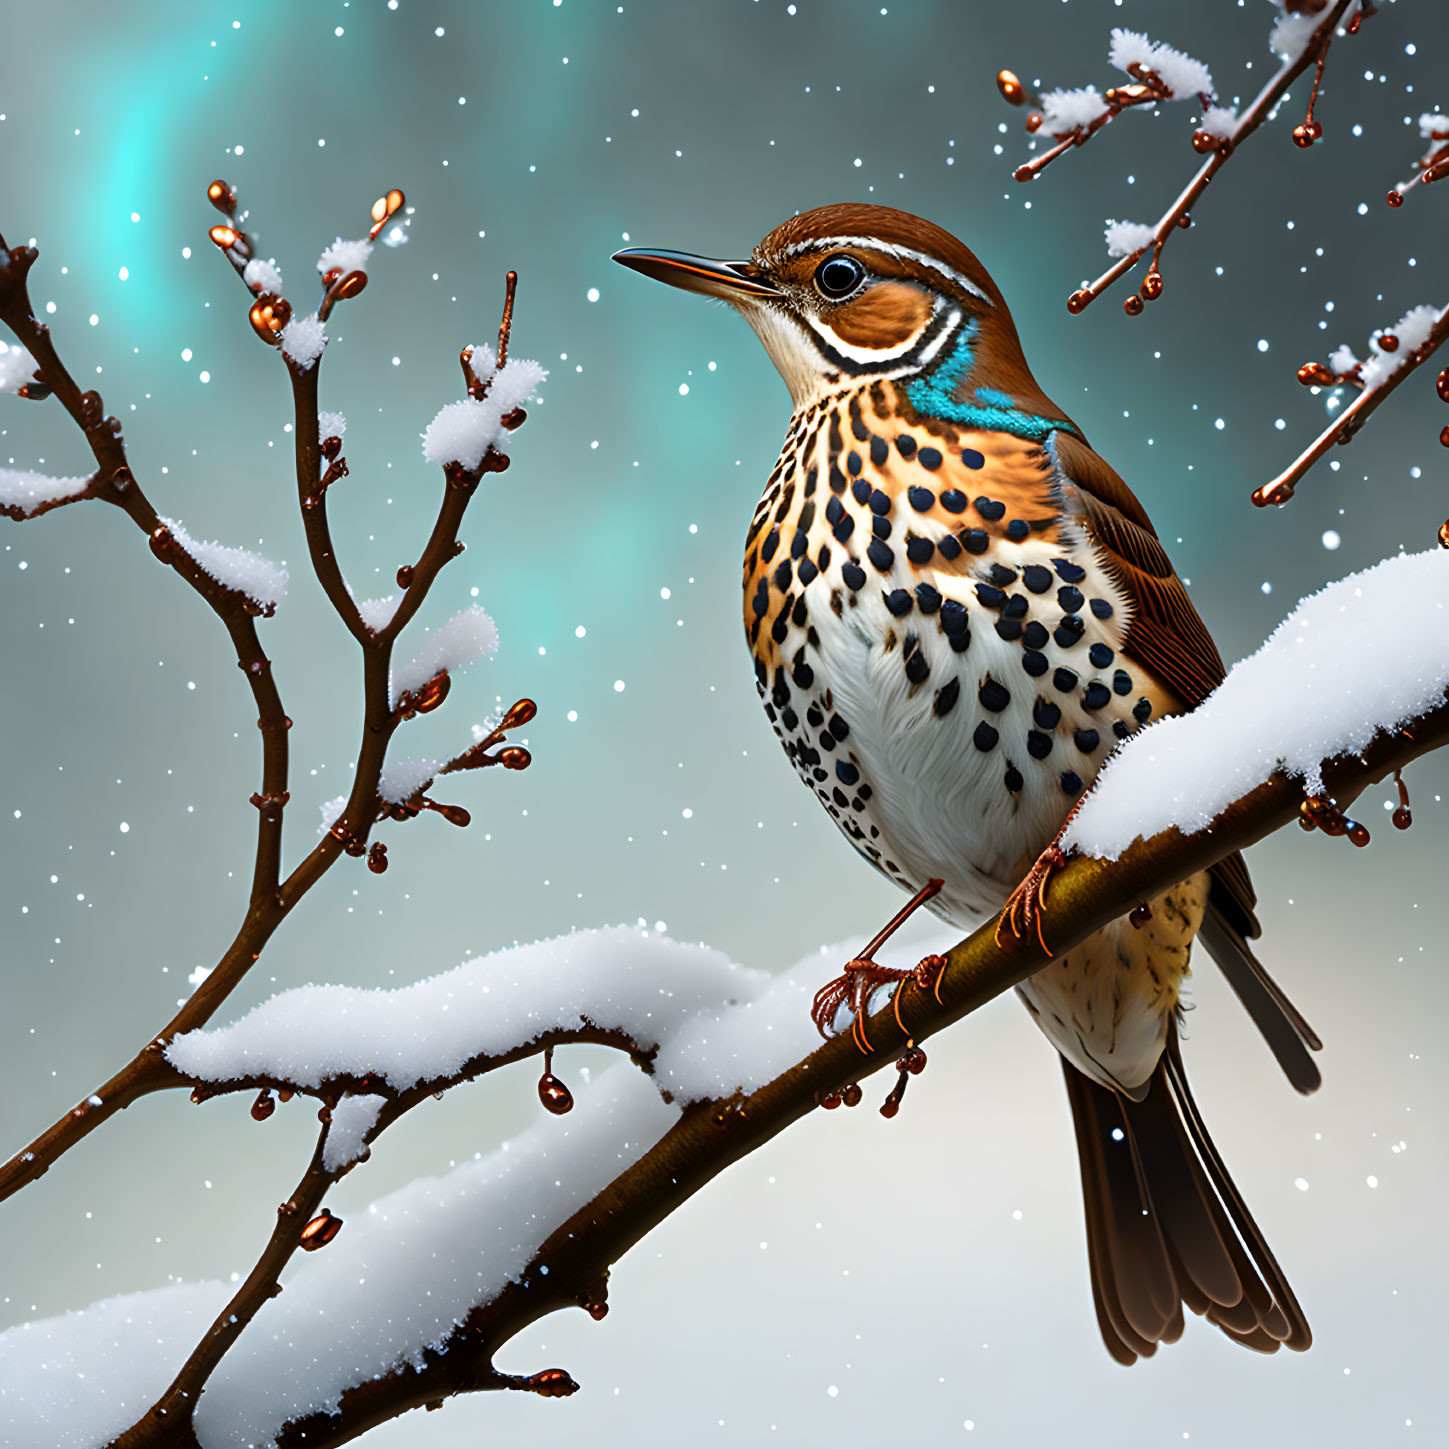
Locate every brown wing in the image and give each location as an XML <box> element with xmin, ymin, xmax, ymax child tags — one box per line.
<box><xmin>1053</xmin><ymin>432</ymin><xmax>1262</xmax><ymax>936</ymax></box>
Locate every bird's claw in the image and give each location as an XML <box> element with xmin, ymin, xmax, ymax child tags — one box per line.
<box><xmin>995</xmin><ymin>845</ymin><xmax>1067</xmax><ymax>956</ymax></box>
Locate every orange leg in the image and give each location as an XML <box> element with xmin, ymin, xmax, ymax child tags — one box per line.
<box><xmin>810</xmin><ymin>879</ymin><xmax>947</xmax><ymax>1051</ymax></box>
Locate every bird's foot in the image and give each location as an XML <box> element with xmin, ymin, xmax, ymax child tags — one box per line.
<box><xmin>810</xmin><ymin>880</ymin><xmax>946</xmax><ymax>1052</ymax></box>
<box><xmin>994</xmin><ymin>844</ymin><xmax>1067</xmax><ymax>956</ymax></box>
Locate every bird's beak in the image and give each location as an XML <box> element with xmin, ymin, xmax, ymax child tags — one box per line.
<box><xmin>612</xmin><ymin>248</ymin><xmax>779</xmax><ymax>301</ymax></box>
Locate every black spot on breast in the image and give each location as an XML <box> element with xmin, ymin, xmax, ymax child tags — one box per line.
<box><xmin>940</xmin><ymin>489</ymin><xmax>967</xmax><ymax>513</ymax></box>
<box><xmin>896</xmin><ymin>434</ymin><xmax>917</xmax><ymax>458</ymax></box>
<box><xmin>1054</xmin><ymin>616</ymin><xmax>1085</xmax><ymax>648</ymax></box>
<box><xmin>995</xmin><ymin>618</ymin><xmax>1022</xmax><ymax>641</ymax></box>
<box><xmin>936</xmin><ymin>534</ymin><xmax>962</xmax><ymax>560</ymax></box>
<box><xmin>842</xmin><ymin>561</ymin><xmax>866</xmax><ymax>591</ymax></box>
<box><xmin>1022</xmin><ymin>621</ymin><xmax>1048</xmax><ymax>649</ymax></box>
<box><xmin>1088</xmin><ymin>643</ymin><xmax>1114</xmax><ymax>668</ymax></box>
<box><xmin>961</xmin><ymin>448</ymin><xmax>985</xmax><ymax>470</ymax></box>
<box><xmin>852</xmin><ymin>477</ymin><xmax>871</xmax><ymax>504</ymax></box>
<box><xmin>817</xmin><ymin>543</ymin><xmax>832</xmax><ymax>572</ymax></box>
<box><xmin>1074</xmin><ymin>727</ymin><xmax>1100</xmax><ymax>754</ymax></box>
<box><xmin>934</xmin><ymin>678</ymin><xmax>960</xmax><ymax>716</ymax></box>
<box><xmin>836</xmin><ymin>759</ymin><xmax>860</xmax><ymax>785</ymax></box>
<box><xmin>797</xmin><ymin>558</ymin><xmax>819</xmax><ymax>586</ymax></box>
<box><xmin>903</xmin><ymin>635</ymin><xmax>929</xmax><ymax>685</ymax></box>
<box><xmin>1003</xmin><ymin>595</ymin><xmax>1028</xmax><ymax>619</ymax></box>
<box><xmin>1052</xmin><ymin>667</ymin><xmax>1078</xmax><ymax>693</ymax></box>
<box><xmin>791</xmin><ymin>528</ymin><xmax>809</xmax><ymax>560</ymax></box>
<box><xmin>975</xmin><ymin>496</ymin><xmax>1005</xmax><ymax>521</ymax></box>
<box><xmin>793</xmin><ymin>659</ymin><xmax>815</xmax><ymax>690</ymax></box>
<box><xmin>961</xmin><ymin>529</ymin><xmax>989</xmax><ymax>555</ymax></box>
<box><xmin>1133</xmin><ymin>696</ymin><xmax>1153</xmax><ymax>723</ymax></box>
<box><xmin>1057</xmin><ymin>585</ymin><xmax>1084</xmax><ymax>613</ymax></box>
<box><xmin>1083</xmin><ymin>682</ymin><xmax>1111</xmax><ymax>710</ymax></box>
<box><xmin>832</xmin><ymin>787</ymin><xmax>850</xmax><ymax>808</ymax></box>
<box><xmin>1022</xmin><ymin>650</ymin><xmax>1047</xmax><ymax>676</ymax></box>
<box><xmin>1112</xmin><ymin>668</ymin><xmax>1133</xmax><ymax>695</ymax></box>
<box><xmin>773</xmin><ymin>484</ymin><xmax>795</xmax><ymax>522</ymax></box>
<box><xmin>773</xmin><ymin>561</ymin><xmax>793</xmax><ymax>590</ymax></box>
<box><xmin>870</xmin><ymin>436</ymin><xmax>888</xmax><ymax>466</ymax></box>
<box><xmin>830</xmin><ymin>465</ymin><xmax>848</xmax><ymax>494</ymax></box>
<box><xmin>851</xmin><ymin>409</ymin><xmax>869</xmax><ymax>442</ymax></box>
<box><xmin>908</xmin><ymin>486</ymin><xmax>935</xmax><ymax>511</ymax></box>
<box><xmin>792</xmin><ymin>596</ymin><xmax>807</xmax><ymax>626</ymax></box>
<box><xmin>869</xmin><ymin>489</ymin><xmax>891</xmax><ymax>515</ymax></box>
<box><xmin>989</xmin><ymin>563</ymin><xmax>1017</xmax><ymax>587</ymax></box>
<box><xmin>1022</xmin><ymin>565</ymin><xmax>1053</xmax><ymax>593</ymax></box>
<box><xmin>885</xmin><ymin>588</ymin><xmax>913</xmax><ymax>617</ymax></box>
<box><xmin>973</xmin><ymin>721</ymin><xmax>999</xmax><ymax>752</ymax></box>
<box><xmin>867</xmin><ymin>539</ymin><xmax>894</xmax><ymax>572</ymax></box>
<box><xmin>847</xmin><ymin>451</ymin><xmax>862</xmax><ymax>476</ymax></box>
<box><xmin>918</xmin><ymin>447</ymin><xmax>943</xmax><ymax>471</ymax></box>
<box><xmin>979</xmin><ymin>677</ymin><xmax>1010</xmax><ymax>712</ymax></box>
<box><xmin>833</xmin><ymin>513</ymin><xmax>856</xmax><ymax>543</ymax></box>
<box><xmin>1027</xmin><ymin>730</ymin><xmax>1053</xmax><ymax>759</ymax></box>
<box><xmin>751</xmin><ymin>581</ymin><xmax>769</xmax><ymax>618</ymax></box>
<box><xmin>915</xmin><ymin>582</ymin><xmax>942</xmax><ymax>612</ymax></box>
<box><xmin>906</xmin><ymin>534</ymin><xmax>934</xmax><ymax>564</ymax></box>
<box><xmin>761</xmin><ymin>527</ymin><xmax>780</xmax><ymax>563</ymax></box>
<box><xmin>1033</xmin><ymin>699</ymin><xmax>1061</xmax><ymax>729</ymax></box>
<box><xmin>1053</xmin><ymin>558</ymin><xmax>1086</xmax><ymax>583</ymax></box>
<box><xmin>1004</xmin><ymin>764</ymin><xmax>1023</xmax><ymax>791</ymax></box>
<box><xmin>784</xmin><ymin>709</ymin><xmax>801</xmax><ymax>732</ymax></box>
<box><xmin>939</xmin><ymin>599</ymin><xmax>968</xmax><ymax>636</ymax></box>
<box><xmin>804</xmin><ymin>465</ymin><xmax>818</xmax><ymax>497</ymax></box>
<box><xmin>830</xmin><ymin>712</ymin><xmax>850</xmax><ymax>740</ymax></box>
<box><xmin>1060</xmin><ymin>771</ymin><xmax>1083</xmax><ymax>796</ymax></box>
<box><xmin>872</xmin><ymin>515</ymin><xmax>892</xmax><ymax>539</ymax></box>
<box><xmin>1005</xmin><ymin>519</ymin><xmax>1028</xmax><ymax>541</ymax></box>
<box><xmin>975</xmin><ymin>583</ymin><xmax>1006</xmax><ymax>608</ymax></box>
<box><xmin>1090</xmin><ymin>597</ymin><xmax>1114</xmax><ymax>619</ymax></box>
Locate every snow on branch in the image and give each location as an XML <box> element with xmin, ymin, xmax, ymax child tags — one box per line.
<box><xmin>280</xmin><ymin>312</ymin><xmax>327</xmax><ymax>370</ymax></box>
<box><xmin>0</xmin><ymin>340</ymin><xmax>39</xmax><ymax>394</ymax></box>
<box><xmin>317</xmin><ymin>237</ymin><xmax>373</xmax><ymax>277</ymax></box>
<box><xmin>376</xmin><ymin>755</ymin><xmax>441</xmax><ymax>804</ymax></box>
<box><xmin>0</xmin><ymin>465</ymin><xmax>95</xmax><ymax>521</ymax></box>
<box><xmin>996</xmin><ymin>0</ymin><xmax>1362</xmax><ymax>313</ymax></box>
<box><xmin>164</xmin><ymin>926</ymin><xmax>788</xmax><ymax>1099</ymax></box>
<box><xmin>1065</xmin><ymin>550</ymin><xmax>1449</xmax><ymax>861</ymax></box>
<box><xmin>389</xmin><ymin>604</ymin><xmax>498</xmax><ymax>704</ymax></box>
<box><xmin>160</xmin><ymin>516</ymin><xmax>289</xmax><ymax>614</ymax></box>
<box><xmin>421</xmin><ymin>356</ymin><xmax>547</xmax><ymax>471</ymax></box>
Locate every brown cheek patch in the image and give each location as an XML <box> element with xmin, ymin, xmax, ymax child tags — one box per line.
<box><xmin>830</xmin><ymin>282</ymin><xmax>931</xmax><ymax>349</ymax></box>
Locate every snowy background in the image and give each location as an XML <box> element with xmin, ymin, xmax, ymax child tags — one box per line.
<box><xmin>1</xmin><ymin>1</ymin><xmax>1446</xmax><ymax>1445</ymax></box>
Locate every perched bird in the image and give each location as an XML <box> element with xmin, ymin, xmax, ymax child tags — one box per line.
<box><xmin>614</xmin><ymin>204</ymin><xmax>1321</xmax><ymax>1364</ymax></box>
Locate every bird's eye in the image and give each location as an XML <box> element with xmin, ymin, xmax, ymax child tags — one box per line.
<box><xmin>814</xmin><ymin>254</ymin><xmax>866</xmax><ymax>300</ymax></box>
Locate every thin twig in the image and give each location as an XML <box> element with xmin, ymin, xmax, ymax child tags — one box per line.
<box><xmin>1252</xmin><ymin>300</ymin><xmax>1449</xmax><ymax>507</ymax></box>
<box><xmin>1053</xmin><ymin>0</ymin><xmax>1355</xmax><ymax>315</ymax></box>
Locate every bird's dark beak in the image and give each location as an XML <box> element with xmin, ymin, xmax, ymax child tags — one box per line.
<box><xmin>612</xmin><ymin>248</ymin><xmax>779</xmax><ymax>300</ymax></box>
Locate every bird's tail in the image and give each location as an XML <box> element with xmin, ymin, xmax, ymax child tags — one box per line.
<box><xmin>1062</xmin><ymin>1028</ymin><xmax>1312</xmax><ymax>1364</ymax></box>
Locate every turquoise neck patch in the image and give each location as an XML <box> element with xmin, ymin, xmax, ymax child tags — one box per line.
<box><xmin>906</xmin><ymin>325</ymin><xmax>1076</xmax><ymax>443</ymax></box>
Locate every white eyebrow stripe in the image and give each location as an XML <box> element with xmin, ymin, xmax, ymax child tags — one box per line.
<box><xmin>776</xmin><ymin>235</ymin><xmax>993</xmax><ymax>305</ymax></box>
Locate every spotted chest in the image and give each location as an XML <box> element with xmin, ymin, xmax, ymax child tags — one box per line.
<box><xmin>741</xmin><ymin>384</ymin><xmax>1176</xmax><ymax>924</ymax></box>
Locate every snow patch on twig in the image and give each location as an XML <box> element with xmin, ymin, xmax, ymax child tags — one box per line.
<box><xmin>1037</xmin><ymin>86</ymin><xmax>1110</xmax><ymax>136</ymax></box>
<box><xmin>1104</xmin><ymin>219</ymin><xmax>1156</xmax><ymax>258</ymax></box>
<box><xmin>317</xmin><ymin>410</ymin><xmax>347</xmax><ymax>442</ymax></box>
<box><xmin>355</xmin><ymin>593</ymin><xmax>399</xmax><ymax>632</ymax></box>
<box><xmin>242</xmin><ymin>257</ymin><xmax>284</xmax><ymax>294</ymax></box>
<box><xmin>317</xmin><ymin>795</ymin><xmax>348</xmax><ymax>838</ymax></box>
<box><xmin>1360</xmin><ymin>303</ymin><xmax>1443</xmax><ymax>391</ymax></box>
<box><xmin>1199</xmin><ymin>105</ymin><xmax>1238</xmax><ymax>140</ymax></box>
<box><xmin>1065</xmin><ymin>550</ymin><xmax>1449</xmax><ymax>860</ymax></box>
<box><xmin>1267</xmin><ymin>2</ymin><xmax>1355</xmax><ymax>62</ymax></box>
<box><xmin>1108</xmin><ymin>28</ymin><xmax>1213</xmax><ymax>98</ymax></box>
<box><xmin>0</xmin><ymin>467</ymin><xmax>92</xmax><ymax>513</ymax></box>
<box><xmin>321</xmin><ymin>1094</ymin><xmax>387</xmax><ymax>1172</ymax></box>
<box><xmin>421</xmin><ymin>358</ymin><xmax>547</xmax><ymax>470</ymax></box>
<box><xmin>0</xmin><ymin>342</ymin><xmax>39</xmax><ymax>394</ymax></box>
<box><xmin>317</xmin><ymin>237</ymin><xmax>373</xmax><ymax>276</ymax></box>
<box><xmin>280</xmin><ymin>312</ymin><xmax>327</xmax><ymax>370</ymax></box>
<box><xmin>1419</xmin><ymin>111</ymin><xmax>1449</xmax><ymax>140</ymax></box>
<box><xmin>161</xmin><ymin>517</ymin><xmax>288</xmax><ymax>611</ymax></box>
<box><xmin>377</xmin><ymin>757</ymin><xmax>440</xmax><ymax>805</ymax></box>
<box><xmin>389</xmin><ymin>605</ymin><xmax>498</xmax><ymax>703</ymax></box>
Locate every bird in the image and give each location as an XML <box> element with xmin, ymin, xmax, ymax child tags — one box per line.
<box><xmin>614</xmin><ymin>203</ymin><xmax>1321</xmax><ymax>1365</ymax></box>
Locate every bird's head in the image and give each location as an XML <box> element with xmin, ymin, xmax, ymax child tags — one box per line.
<box><xmin>615</xmin><ymin>202</ymin><xmax>1071</xmax><ymax>434</ymax></box>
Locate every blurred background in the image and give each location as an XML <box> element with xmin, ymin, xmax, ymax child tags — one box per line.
<box><xmin>1</xmin><ymin>1</ymin><xmax>1444</xmax><ymax>1444</ymax></box>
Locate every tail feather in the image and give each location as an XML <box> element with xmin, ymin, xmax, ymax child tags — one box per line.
<box><xmin>1063</xmin><ymin>1028</ymin><xmax>1311</xmax><ymax>1364</ymax></box>
<box><xmin>1201</xmin><ymin>886</ymin><xmax>1323</xmax><ymax>1095</ymax></box>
